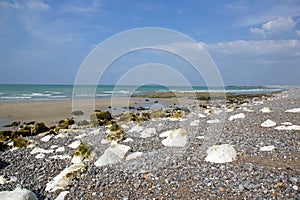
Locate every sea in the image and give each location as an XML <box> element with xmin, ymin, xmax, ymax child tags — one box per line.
<box><xmin>0</xmin><ymin>84</ymin><xmax>284</xmax><ymax>102</ymax></box>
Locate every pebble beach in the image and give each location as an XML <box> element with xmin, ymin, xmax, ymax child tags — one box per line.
<box><xmin>0</xmin><ymin>87</ymin><xmax>299</xmax><ymax>199</ymax></box>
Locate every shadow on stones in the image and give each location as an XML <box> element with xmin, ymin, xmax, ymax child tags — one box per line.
<box><xmin>0</xmin><ymin>159</ymin><xmax>9</xmax><ymax>169</ymax></box>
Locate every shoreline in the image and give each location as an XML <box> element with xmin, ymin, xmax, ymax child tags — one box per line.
<box><xmin>0</xmin><ymin>97</ymin><xmax>195</xmax><ymax>128</ymax></box>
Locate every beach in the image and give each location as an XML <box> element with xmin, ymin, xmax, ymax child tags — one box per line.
<box><xmin>0</xmin><ymin>87</ymin><xmax>299</xmax><ymax>199</ymax></box>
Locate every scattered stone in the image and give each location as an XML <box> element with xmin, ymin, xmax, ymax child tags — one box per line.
<box><xmin>140</xmin><ymin>128</ymin><xmax>157</xmax><ymax>138</ymax></box>
<box><xmin>292</xmin><ymin>185</ymin><xmax>298</xmax><ymax>191</ymax></box>
<box><xmin>161</xmin><ymin>128</ymin><xmax>187</xmax><ymax>147</ymax></box>
<box><xmin>40</xmin><ymin>135</ymin><xmax>52</xmax><ymax>142</ymax></box>
<box><xmin>0</xmin><ymin>187</ymin><xmax>38</xmax><ymax>200</ymax></box>
<box><xmin>55</xmin><ymin>191</ymin><xmax>69</xmax><ymax>200</ymax></box>
<box><xmin>123</xmin><ymin>138</ymin><xmax>134</xmax><ymax>143</ymax></box>
<box><xmin>259</xmin><ymin>145</ymin><xmax>276</xmax><ymax>151</ymax></box>
<box><xmin>30</xmin><ymin>147</ymin><xmax>53</xmax><ymax>154</ymax></box>
<box><xmin>261</xmin><ymin>119</ymin><xmax>276</xmax><ymax>127</ymax></box>
<box><xmin>206</xmin><ymin>119</ymin><xmax>220</xmax><ymax>124</ymax></box>
<box><xmin>285</xmin><ymin>108</ymin><xmax>300</xmax><ymax>113</ymax></box>
<box><xmin>126</xmin><ymin>152</ymin><xmax>144</xmax><ymax>161</ymax></box>
<box><xmin>205</xmin><ymin>144</ymin><xmax>237</xmax><ymax>163</ymax></box>
<box><xmin>35</xmin><ymin>153</ymin><xmax>45</xmax><ymax>159</ymax></box>
<box><xmin>128</xmin><ymin>124</ymin><xmax>144</xmax><ymax>133</ymax></box>
<box><xmin>228</xmin><ymin>113</ymin><xmax>245</xmax><ymax>121</ymax></box>
<box><xmin>190</xmin><ymin>120</ymin><xmax>199</xmax><ymax>126</ymax></box>
<box><xmin>274</xmin><ymin>125</ymin><xmax>300</xmax><ymax>131</ymax></box>
<box><xmin>55</xmin><ymin>147</ymin><xmax>65</xmax><ymax>153</ymax></box>
<box><xmin>68</xmin><ymin>140</ymin><xmax>81</xmax><ymax>149</ymax></box>
<box><xmin>49</xmin><ymin>155</ymin><xmax>72</xmax><ymax>160</ymax></box>
<box><xmin>260</xmin><ymin>107</ymin><xmax>272</xmax><ymax>113</ymax></box>
<box><xmin>281</xmin><ymin>122</ymin><xmax>292</xmax><ymax>126</ymax></box>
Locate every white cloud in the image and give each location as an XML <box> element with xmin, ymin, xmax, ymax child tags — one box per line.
<box><xmin>0</xmin><ymin>0</ymin><xmax>49</xmax><ymax>10</ymax></box>
<box><xmin>203</xmin><ymin>39</ymin><xmax>300</xmax><ymax>85</ymax></box>
<box><xmin>235</xmin><ymin>0</ymin><xmax>300</xmax><ymax>26</ymax></box>
<box><xmin>61</xmin><ymin>0</ymin><xmax>103</xmax><ymax>15</ymax></box>
<box><xmin>250</xmin><ymin>17</ymin><xmax>297</xmax><ymax>38</ymax></box>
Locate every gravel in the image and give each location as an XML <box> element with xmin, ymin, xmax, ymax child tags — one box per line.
<box><xmin>0</xmin><ymin>87</ymin><xmax>299</xmax><ymax>199</ymax></box>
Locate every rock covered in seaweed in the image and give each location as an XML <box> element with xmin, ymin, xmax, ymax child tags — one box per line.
<box><xmin>104</xmin><ymin>123</ymin><xmax>125</xmax><ymax>142</ymax></box>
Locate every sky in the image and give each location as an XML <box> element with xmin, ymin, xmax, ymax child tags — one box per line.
<box><xmin>0</xmin><ymin>0</ymin><xmax>300</xmax><ymax>86</ymax></box>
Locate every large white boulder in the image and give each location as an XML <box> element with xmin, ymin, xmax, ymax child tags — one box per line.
<box><xmin>205</xmin><ymin>144</ymin><xmax>237</xmax><ymax>163</ymax></box>
<box><xmin>94</xmin><ymin>143</ymin><xmax>130</xmax><ymax>167</ymax></box>
<box><xmin>261</xmin><ymin>119</ymin><xmax>276</xmax><ymax>127</ymax></box>
<box><xmin>0</xmin><ymin>188</ymin><xmax>38</xmax><ymax>200</ymax></box>
<box><xmin>161</xmin><ymin>128</ymin><xmax>187</xmax><ymax>147</ymax></box>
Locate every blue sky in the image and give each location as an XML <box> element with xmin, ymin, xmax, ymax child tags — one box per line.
<box><xmin>0</xmin><ymin>0</ymin><xmax>300</xmax><ymax>85</ymax></box>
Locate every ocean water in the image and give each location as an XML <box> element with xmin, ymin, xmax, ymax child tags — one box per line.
<box><xmin>0</xmin><ymin>84</ymin><xmax>284</xmax><ymax>102</ymax></box>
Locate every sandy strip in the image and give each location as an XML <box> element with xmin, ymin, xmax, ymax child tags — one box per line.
<box><xmin>0</xmin><ymin>97</ymin><xmax>196</xmax><ymax>127</ymax></box>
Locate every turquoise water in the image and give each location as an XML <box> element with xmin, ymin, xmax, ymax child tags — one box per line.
<box><xmin>0</xmin><ymin>84</ymin><xmax>284</xmax><ymax>102</ymax></box>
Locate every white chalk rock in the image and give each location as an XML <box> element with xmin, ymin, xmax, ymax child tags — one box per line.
<box><xmin>49</xmin><ymin>155</ymin><xmax>72</xmax><ymax>160</ymax></box>
<box><xmin>198</xmin><ymin>113</ymin><xmax>206</xmax><ymax>118</ymax></box>
<box><xmin>55</xmin><ymin>147</ymin><xmax>65</xmax><ymax>153</ymax></box>
<box><xmin>205</xmin><ymin>144</ymin><xmax>237</xmax><ymax>163</ymax></box>
<box><xmin>159</xmin><ymin>130</ymin><xmax>173</xmax><ymax>138</ymax></box>
<box><xmin>45</xmin><ymin>163</ymin><xmax>86</xmax><ymax>192</ymax></box>
<box><xmin>260</xmin><ymin>107</ymin><xmax>272</xmax><ymax>113</ymax></box>
<box><xmin>30</xmin><ymin>147</ymin><xmax>53</xmax><ymax>154</ymax></box>
<box><xmin>285</xmin><ymin>108</ymin><xmax>300</xmax><ymax>113</ymax></box>
<box><xmin>206</xmin><ymin>119</ymin><xmax>220</xmax><ymax>124</ymax></box>
<box><xmin>50</xmin><ymin>145</ymin><xmax>58</xmax><ymax>149</ymax></box>
<box><xmin>55</xmin><ymin>191</ymin><xmax>69</xmax><ymax>200</ymax></box>
<box><xmin>228</xmin><ymin>113</ymin><xmax>245</xmax><ymax>121</ymax></box>
<box><xmin>274</xmin><ymin>125</ymin><xmax>300</xmax><ymax>131</ymax></box>
<box><xmin>0</xmin><ymin>188</ymin><xmax>38</xmax><ymax>200</ymax></box>
<box><xmin>94</xmin><ymin>143</ymin><xmax>130</xmax><ymax>167</ymax></box>
<box><xmin>74</xmin><ymin>133</ymin><xmax>87</xmax><ymax>139</ymax></box>
<box><xmin>261</xmin><ymin>119</ymin><xmax>276</xmax><ymax>127</ymax></box>
<box><xmin>40</xmin><ymin>135</ymin><xmax>52</xmax><ymax>142</ymax></box>
<box><xmin>0</xmin><ymin>175</ymin><xmax>8</xmax><ymax>184</ymax></box>
<box><xmin>128</xmin><ymin>124</ymin><xmax>143</xmax><ymax>133</ymax></box>
<box><xmin>259</xmin><ymin>145</ymin><xmax>276</xmax><ymax>151</ymax></box>
<box><xmin>35</xmin><ymin>153</ymin><xmax>45</xmax><ymax>159</ymax></box>
<box><xmin>68</xmin><ymin>140</ymin><xmax>81</xmax><ymax>149</ymax></box>
<box><xmin>126</xmin><ymin>152</ymin><xmax>143</xmax><ymax>161</ymax></box>
<box><xmin>140</xmin><ymin>128</ymin><xmax>157</xmax><ymax>138</ymax></box>
<box><xmin>281</xmin><ymin>122</ymin><xmax>292</xmax><ymax>126</ymax></box>
<box><xmin>190</xmin><ymin>120</ymin><xmax>200</xmax><ymax>127</ymax></box>
<box><xmin>161</xmin><ymin>128</ymin><xmax>188</xmax><ymax>147</ymax></box>
<box><xmin>123</xmin><ymin>138</ymin><xmax>134</xmax><ymax>143</ymax></box>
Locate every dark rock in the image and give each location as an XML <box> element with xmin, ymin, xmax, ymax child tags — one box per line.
<box><xmin>72</xmin><ymin>110</ymin><xmax>84</xmax><ymax>116</ymax></box>
<box><xmin>26</xmin><ymin>121</ymin><xmax>35</xmax><ymax>125</ymax></box>
<box><xmin>12</xmin><ymin>136</ymin><xmax>28</xmax><ymax>148</ymax></box>
<box><xmin>32</xmin><ymin>122</ymin><xmax>50</xmax><ymax>135</ymax></box>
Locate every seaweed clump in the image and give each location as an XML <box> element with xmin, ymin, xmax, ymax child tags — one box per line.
<box><xmin>105</xmin><ymin>123</ymin><xmax>125</xmax><ymax>142</ymax></box>
<box><xmin>90</xmin><ymin>111</ymin><xmax>112</xmax><ymax>127</ymax></box>
<box><xmin>74</xmin><ymin>142</ymin><xmax>93</xmax><ymax>159</ymax></box>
